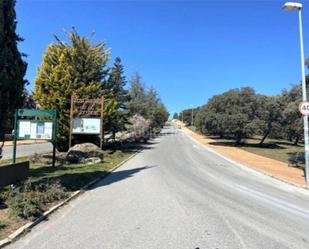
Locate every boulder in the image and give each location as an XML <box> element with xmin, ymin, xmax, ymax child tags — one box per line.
<box><xmin>66</xmin><ymin>143</ymin><xmax>104</xmax><ymax>164</ymax></box>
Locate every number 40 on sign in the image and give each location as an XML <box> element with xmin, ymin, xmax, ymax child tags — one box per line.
<box><xmin>299</xmin><ymin>101</ymin><xmax>309</xmax><ymax>116</ymax></box>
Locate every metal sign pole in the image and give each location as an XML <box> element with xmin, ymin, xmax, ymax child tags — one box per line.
<box><xmin>12</xmin><ymin>110</ymin><xmax>18</xmax><ymax>164</ymax></box>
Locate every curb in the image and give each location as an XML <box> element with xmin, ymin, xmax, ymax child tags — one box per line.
<box><xmin>181</xmin><ymin>127</ymin><xmax>309</xmax><ymax>191</ymax></box>
<box><xmin>0</xmin><ymin>150</ymin><xmax>141</xmax><ymax>248</ymax></box>
<box><xmin>4</xmin><ymin>141</ymin><xmax>48</xmax><ymax>147</ymax></box>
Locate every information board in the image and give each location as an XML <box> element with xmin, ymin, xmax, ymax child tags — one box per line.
<box><xmin>18</xmin><ymin>120</ymin><xmax>53</xmax><ymax>140</ymax></box>
<box><xmin>72</xmin><ymin>118</ymin><xmax>101</xmax><ymax>134</ymax></box>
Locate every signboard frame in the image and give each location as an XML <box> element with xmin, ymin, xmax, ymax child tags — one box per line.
<box><xmin>13</xmin><ymin>109</ymin><xmax>57</xmax><ymax>166</ymax></box>
<box><xmin>69</xmin><ymin>95</ymin><xmax>104</xmax><ymax>149</ymax></box>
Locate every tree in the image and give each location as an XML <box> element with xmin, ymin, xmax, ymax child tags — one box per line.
<box><xmin>127</xmin><ymin>72</ymin><xmax>168</xmax><ymax>132</ymax></box>
<box><xmin>127</xmin><ymin>72</ymin><xmax>148</xmax><ymax>118</ymax></box>
<box><xmin>281</xmin><ymin>85</ymin><xmax>303</xmax><ymax>145</ymax></box>
<box><xmin>194</xmin><ymin>87</ymin><xmax>259</xmax><ymax>144</ymax></box>
<box><xmin>22</xmin><ymin>90</ymin><xmax>36</xmax><ymax>109</ymax></box>
<box><xmin>0</xmin><ymin>0</ymin><xmax>28</xmax><ymax>156</ymax></box>
<box><xmin>105</xmin><ymin>57</ymin><xmax>129</xmax><ymax>141</ymax></box>
<box><xmin>152</xmin><ymin>103</ymin><xmax>169</xmax><ymax>130</ymax></box>
<box><xmin>173</xmin><ymin>112</ymin><xmax>179</xmax><ymax>119</ymax></box>
<box><xmin>180</xmin><ymin>108</ymin><xmax>198</xmax><ymax>126</ymax></box>
<box><xmin>34</xmin><ymin>29</ymin><xmax>110</xmax><ymax>151</ymax></box>
<box><xmin>127</xmin><ymin>114</ymin><xmax>151</xmax><ymax>142</ymax></box>
<box><xmin>256</xmin><ymin>95</ymin><xmax>283</xmax><ymax>145</ymax></box>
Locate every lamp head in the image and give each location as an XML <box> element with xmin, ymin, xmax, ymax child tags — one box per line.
<box><xmin>283</xmin><ymin>2</ymin><xmax>303</xmax><ymax>11</ymax></box>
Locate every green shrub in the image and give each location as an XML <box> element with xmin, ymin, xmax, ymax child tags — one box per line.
<box><xmin>0</xmin><ymin>220</ymin><xmax>6</xmax><ymax>230</ymax></box>
<box><xmin>4</xmin><ymin>179</ymin><xmax>68</xmax><ymax>220</ymax></box>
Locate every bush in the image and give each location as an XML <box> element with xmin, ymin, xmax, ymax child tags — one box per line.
<box><xmin>288</xmin><ymin>152</ymin><xmax>305</xmax><ymax>167</ymax></box>
<box><xmin>0</xmin><ymin>220</ymin><xmax>6</xmax><ymax>230</ymax></box>
<box><xmin>3</xmin><ymin>179</ymin><xmax>68</xmax><ymax>220</ymax></box>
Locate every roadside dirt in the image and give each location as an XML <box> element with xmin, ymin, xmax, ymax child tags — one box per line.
<box><xmin>0</xmin><ymin>209</ymin><xmax>27</xmax><ymax>240</ymax></box>
<box><xmin>178</xmin><ymin>122</ymin><xmax>307</xmax><ymax>187</ymax></box>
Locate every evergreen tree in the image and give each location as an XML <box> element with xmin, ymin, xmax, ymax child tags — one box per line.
<box><xmin>105</xmin><ymin>57</ymin><xmax>129</xmax><ymax>140</ymax></box>
<box><xmin>34</xmin><ymin>29</ymin><xmax>110</xmax><ymax>151</ymax></box>
<box><xmin>0</xmin><ymin>0</ymin><xmax>27</xmax><ymax>156</ymax></box>
<box><xmin>127</xmin><ymin>72</ymin><xmax>168</xmax><ymax>132</ymax></box>
<box><xmin>22</xmin><ymin>89</ymin><xmax>36</xmax><ymax>109</ymax></box>
<box><xmin>128</xmin><ymin>72</ymin><xmax>148</xmax><ymax>117</ymax></box>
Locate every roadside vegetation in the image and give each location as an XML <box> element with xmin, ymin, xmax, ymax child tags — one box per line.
<box><xmin>0</xmin><ymin>0</ymin><xmax>169</xmax><ymax>241</ymax></box>
<box><xmin>178</xmin><ymin>63</ymin><xmax>309</xmax><ymax>167</ymax></box>
<box><xmin>0</xmin><ymin>1</ymin><xmax>169</xmax><ymax>155</ymax></box>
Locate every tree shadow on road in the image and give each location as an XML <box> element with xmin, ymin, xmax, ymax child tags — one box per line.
<box><xmin>90</xmin><ymin>165</ymin><xmax>155</xmax><ymax>189</ymax></box>
<box><xmin>29</xmin><ymin>165</ymin><xmax>155</xmax><ymax>192</ymax></box>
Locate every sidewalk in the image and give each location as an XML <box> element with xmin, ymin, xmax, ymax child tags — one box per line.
<box><xmin>178</xmin><ymin>122</ymin><xmax>306</xmax><ymax>188</ymax></box>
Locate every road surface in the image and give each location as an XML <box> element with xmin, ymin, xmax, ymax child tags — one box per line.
<box><xmin>2</xmin><ymin>142</ymin><xmax>52</xmax><ymax>159</ymax></box>
<box><xmin>6</xmin><ymin>124</ymin><xmax>309</xmax><ymax>249</ymax></box>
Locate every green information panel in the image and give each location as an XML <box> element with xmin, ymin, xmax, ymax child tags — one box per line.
<box><xmin>13</xmin><ymin>109</ymin><xmax>57</xmax><ymax>165</ymax></box>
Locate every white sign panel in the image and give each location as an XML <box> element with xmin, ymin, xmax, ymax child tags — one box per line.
<box><xmin>30</xmin><ymin>122</ymin><xmax>37</xmax><ymax>139</ymax></box>
<box><xmin>19</xmin><ymin>121</ymin><xmax>31</xmax><ymax>138</ymax></box>
<box><xmin>299</xmin><ymin>101</ymin><xmax>309</xmax><ymax>116</ymax></box>
<box><xmin>18</xmin><ymin>121</ymin><xmax>53</xmax><ymax>140</ymax></box>
<box><xmin>72</xmin><ymin>118</ymin><xmax>101</xmax><ymax>134</ymax></box>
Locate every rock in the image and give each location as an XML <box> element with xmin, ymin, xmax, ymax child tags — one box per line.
<box><xmin>84</xmin><ymin>157</ymin><xmax>102</xmax><ymax>165</ymax></box>
<box><xmin>66</xmin><ymin>143</ymin><xmax>104</xmax><ymax>164</ymax></box>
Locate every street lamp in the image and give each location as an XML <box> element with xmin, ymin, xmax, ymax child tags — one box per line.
<box><xmin>283</xmin><ymin>2</ymin><xmax>309</xmax><ymax>184</ymax></box>
<box><xmin>190</xmin><ymin>104</ymin><xmax>194</xmax><ymax>126</ymax></box>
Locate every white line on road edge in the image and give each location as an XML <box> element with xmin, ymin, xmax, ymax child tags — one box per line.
<box><xmin>0</xmin><ymin>150</ymin><xmax>141</xmax><ymax>249</ymax></box>
<box><xmin>181</xmin><ymin>129</ymin><xmax>309</xmax><ymax>195</ymax></box>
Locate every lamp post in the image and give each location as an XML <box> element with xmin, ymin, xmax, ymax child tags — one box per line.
<box><xmin>283</xmin><ymin>2</ymin><xmax>309</xmax><ymax>184</ymax></box>
<box><xmin>190</xmin><ymin>104</ymin><xmax>194</xmax><ymax>126</ymax></box>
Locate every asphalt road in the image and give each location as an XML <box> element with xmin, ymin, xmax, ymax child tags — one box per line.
<box><xmin>6</xmin><ymin>123</ymin><xmax>309</xmax><ymax>249</ymax></box>
<box><xmin>2</xmin><ymin>142</ymin><xmax>53</xmax><ymax>159</ymax></box>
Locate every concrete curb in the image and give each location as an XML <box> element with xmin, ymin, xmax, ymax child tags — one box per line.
<box><xmin>182</xmin><ymin>128</ymin><xmax>309</xmax><ymax>191</ymax></box>
<box><xmin>0</xmin><ymin>150</ymin><xmax>140</xmax><ymax>248</ymax></box>
<box><xmin>4</xmin><ymin>141</ymin><xmax>48</xmax><ymax>147</ymax></box>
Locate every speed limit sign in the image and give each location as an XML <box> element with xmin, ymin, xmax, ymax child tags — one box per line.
<box><xmin>299</xmin><ymin>101</ymin><xmax>309</xmax><ymax>116</ymax></box>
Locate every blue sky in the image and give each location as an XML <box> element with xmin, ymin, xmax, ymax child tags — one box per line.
<box><xmin>16</xmin><ymin>0</ymin><xmax>309</xmax><ymax>115</ymax></box>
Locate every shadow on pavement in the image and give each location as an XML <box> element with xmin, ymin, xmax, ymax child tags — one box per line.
<box><xmin>91</xmin><ymin>165</ymin><xmax>155</xmax><ymax>189</ymax></box>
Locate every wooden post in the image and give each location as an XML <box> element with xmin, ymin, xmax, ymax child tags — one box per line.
<box><xmin>69</xmin><ymin>95</ymin><xmax>74</xmax><ymax>149</ymax></box>
<box><xmin>100</xmin><ymin>96</ymin><xmax>104</xmax><ymax>149</ymax></box>
<box><xmin>52</xmin><ymin>110</ymin><xmax>57</xmax><ymax>167</ymax></box>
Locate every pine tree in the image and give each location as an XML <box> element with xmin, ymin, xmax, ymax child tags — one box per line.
<box><xmin>105</xmin><ymin>57</ymin><xmax>129</xmax><ymax>140</ymax></box>
<box><xmin>0</xmin><ymin>0</ymin><xmax>27</xmax><ymax>156</ymax></box>
<box><xmin>127</xmin><ymin>72</ymin><xmax>168</xmax><ymax>132</ymax></box>
<box><xmin>128</xmin><ymin>72</ymin><xmax>148</xmax><ymax>117</ymax></box>
<box><xmin>34</xmin><ymin>29</ymin><xmax>110</xmax><ymax>151</ymax></box>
